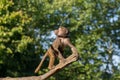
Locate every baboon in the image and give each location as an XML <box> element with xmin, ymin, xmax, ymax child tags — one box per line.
<box><xmin>34</xmin><ymin>27</ymin><xmax>78</xmax><ymax>73</ymax></box>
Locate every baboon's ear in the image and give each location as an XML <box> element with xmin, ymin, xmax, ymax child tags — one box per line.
<box><xmin>66</xmin><ymin>29</ymin><xmax>69</xmax><ymax>34</ymax></box>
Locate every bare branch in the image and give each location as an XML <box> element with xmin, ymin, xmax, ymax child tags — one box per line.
<box><xmin>0</xmin><ymin>53</ymin><xmax>78</xmax><ymax>80</ymax></box>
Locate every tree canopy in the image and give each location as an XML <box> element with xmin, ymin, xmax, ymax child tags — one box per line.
<box><xmin>0</xmin><ymin>0</ymin><xmax>120</xmax><ymax>80</ymax></box>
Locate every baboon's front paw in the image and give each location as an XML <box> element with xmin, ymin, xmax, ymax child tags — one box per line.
<box><xmin>60</xmin><ymin>59</ymin><xmax>66</xmax><ymax>63</ymax></box>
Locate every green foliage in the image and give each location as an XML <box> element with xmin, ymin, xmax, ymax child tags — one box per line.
<box><xmin>0</xmin><ymin>0</ymin><xmax>39</xmax><ymax>77</ymax></box>
<box><xmin>0</xmin><ymin>0</ymin><xmax>120</xmax><ymax>80</ymax></box>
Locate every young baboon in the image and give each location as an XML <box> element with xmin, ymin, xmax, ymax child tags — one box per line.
<box><xmin>34</xmin><ymin>27</ymin><xmax>78</xmax><ymax>73</ymax></box>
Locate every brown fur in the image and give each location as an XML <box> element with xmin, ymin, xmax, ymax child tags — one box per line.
<box><xmin>34</xmin><ymin>27</ymin><xmax>78</xmax><ymax>73</ymax></box>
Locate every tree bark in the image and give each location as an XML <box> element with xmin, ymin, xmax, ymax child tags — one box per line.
<box><xmin>0</xmin><ymin>53</ymin><xmax>78</xmax><ymax>80</ymax></box>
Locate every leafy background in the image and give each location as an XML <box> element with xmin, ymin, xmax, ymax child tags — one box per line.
<box><xmin>0</xmin><ymin>0</ymin><xmax>120</xmax><ymax>80</ymax></box>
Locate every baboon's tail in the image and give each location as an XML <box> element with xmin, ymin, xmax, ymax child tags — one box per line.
<box><xmin>34</xmin><ymin>52</ymin><xmax>48</xmax><ymax>73</ymax></box>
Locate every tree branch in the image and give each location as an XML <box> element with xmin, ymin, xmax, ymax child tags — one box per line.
<box><xmin>0</xmin><ymin>53</ymin><xmax>78</xmax><ymax>80</ymax></box>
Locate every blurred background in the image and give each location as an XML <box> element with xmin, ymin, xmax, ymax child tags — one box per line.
<box><xmin>0</xmin><ymin>0</ymin><xmax>120</xmax><ymax>80</ymax></box>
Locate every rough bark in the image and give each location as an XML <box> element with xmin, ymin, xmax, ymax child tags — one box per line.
<box><xmin>0</xmin><ymin>53</ymin><xmax>78</xmax><ymax>80</ymax></box>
